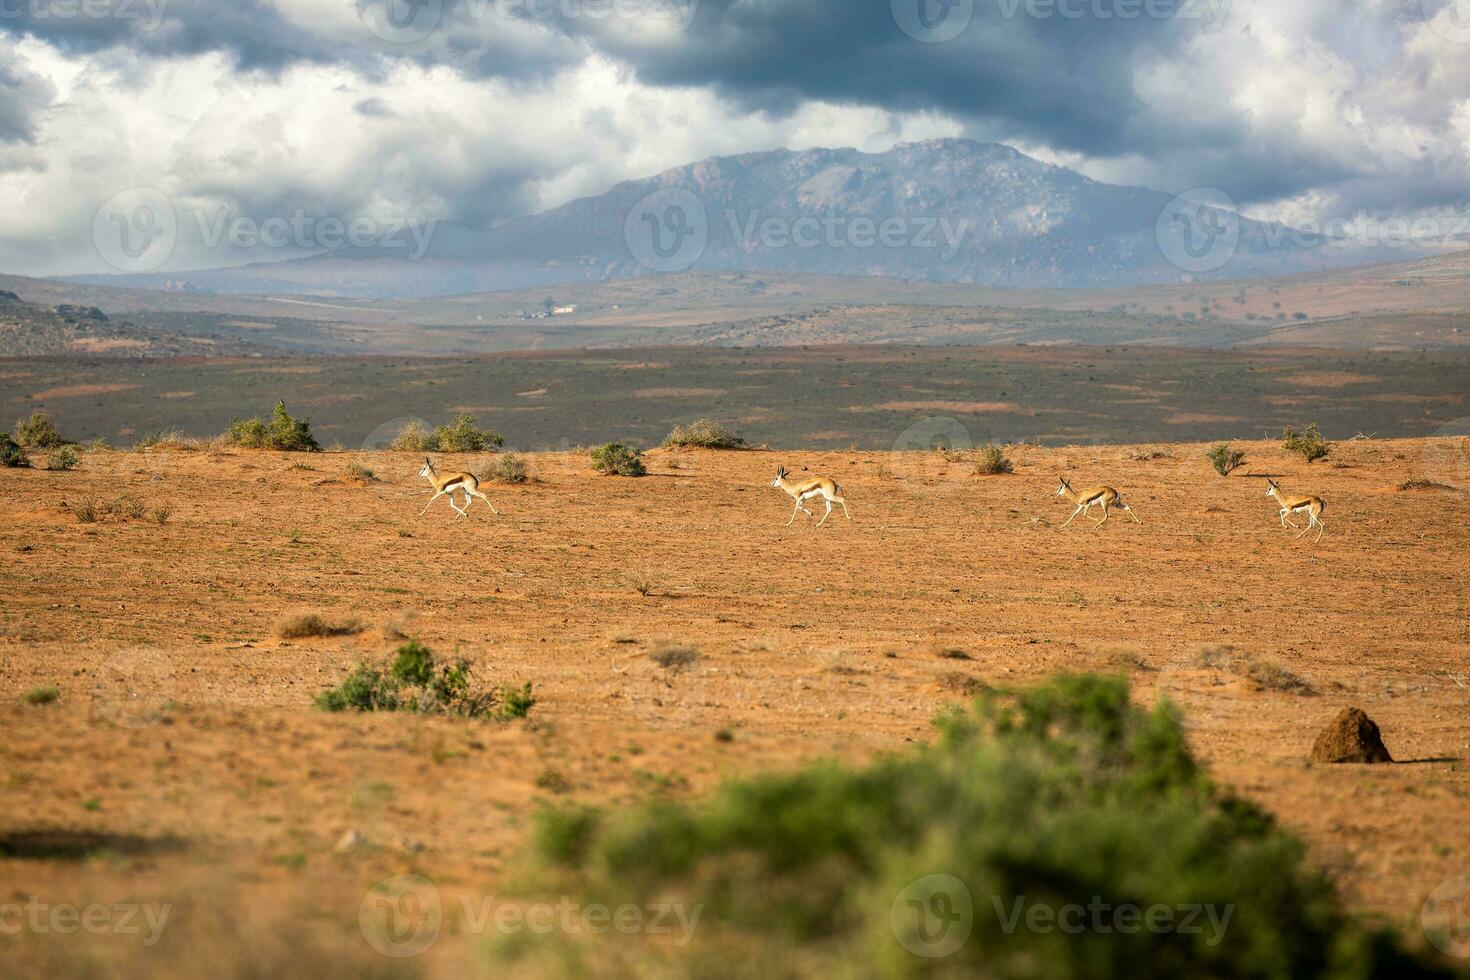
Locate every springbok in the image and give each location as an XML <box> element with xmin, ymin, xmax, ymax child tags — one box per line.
<box><xmin>772</xmin><ymin>466</ymin><xmax>850</xmax><ymax>528</ymax></box>
<box><xmin>1055</xmin><ymin>478</ymin><xmax>1142</xmax><ymax>529</ymax></box>
<box><xmin>1266</xmin><ymin>479</ymin><xmax>1326</xmax><ymax>541</ymax></box>
<box><xmin>419</xmin><ymin>457</ymin><xmax>498</xmax><ymax>518</ymax></box>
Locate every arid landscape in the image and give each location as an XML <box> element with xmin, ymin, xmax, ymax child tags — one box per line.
<box><xmin>2</xmin><ymin>434</ymin><xmax>1468</xmax><ymax>975</ymax></box>
<box><xmin>7</xmin><ymin>4</ymin><xmax>1470</xmax><ymax>974</ymax></box>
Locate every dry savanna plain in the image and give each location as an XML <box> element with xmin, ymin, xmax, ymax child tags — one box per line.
<box><xmin>2</xmin><ymin>435</ymin><xmax>1470</xmax><ymax>976</ymax></box>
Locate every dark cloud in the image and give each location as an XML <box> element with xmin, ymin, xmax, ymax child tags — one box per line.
<box><xmin>0</xmin><ymin>0</ymin><xmax>582</xmax><ymax>79</ymax></box>
<box><xmin>0</xmin><ymin>0</ymin><xmax>341</xmax><ymax>72</ymax></box>
<box><xmin>0</xmin><ymin>43</ymin><xmax>55</xmax><ymax>143</ymax></box>
<box><xmin>538</xmin><ymin>0</ymin><xmax>1211</xmax><ymax>158</ymax></box>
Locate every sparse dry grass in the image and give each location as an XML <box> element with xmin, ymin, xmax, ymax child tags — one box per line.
<box><xmin>275</xmin><ymin>614</ymin><xmax>364</xmax><ymax>640</ymax></box>
<box><xmin>932</xmin><ymin>646</ymin><xmax>972</xmax><ymax>661</ymax></box>
<box><xmin>936</xmin><ymin>670</ymin><xmax>988</xmax><ymax>696</ymax></box>
<box><xmin>1192</xmin><ymin>644</ymin><xmax>1315</xmax><ymax>694</ymax></box>
<box><xmin>648</xmin><ymin>642</ymin><xmax>699</xmax><ymax>670</ymax></box>
<box><xmin>621</xmin><ymin>569</ymin><xmax>662</xmax><ymax>597</ymax></box>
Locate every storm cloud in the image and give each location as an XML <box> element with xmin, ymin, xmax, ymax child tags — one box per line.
<box><xmin>1</xmin><ymin>0</ymin><xmax>1467</xmax><ymax>275</ymax></box>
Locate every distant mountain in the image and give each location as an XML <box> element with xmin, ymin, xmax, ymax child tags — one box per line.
<box><xmin>66</xmin><ymin>140</ymin><xmax>1422</xmax><ymax>299</ymax></box>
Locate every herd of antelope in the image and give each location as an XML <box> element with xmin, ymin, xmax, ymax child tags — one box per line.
<box><xmin>418</xmin><ymin>453</ymin><xmax>1329</xmax><ymax>541</ymax></box>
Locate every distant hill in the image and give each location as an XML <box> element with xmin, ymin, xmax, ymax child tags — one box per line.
<box><xmin>4</xmin><ymin>245</ymin><xmax>1467</xmax><ymax>355</ymax></box>
<box><xmin>63</xmin><ymin>140</ymin><xmax>1422</xmax><ymax>300</ymax></box>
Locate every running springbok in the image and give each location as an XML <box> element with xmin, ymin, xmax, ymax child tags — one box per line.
<box><xmin>419</xmin><ymin>457</ymin><xmax>498</xmax><ymax>518</ymax></box>
<box><xmin>772</xmin><ymin>466</ymin><xmax>850</xmax><ymax>528</ymax></box>
<box><xmin>1266</xmin><ymin>479</ymin><xmax>1326</xmax><ymax>541</ymax></box>
<box><xmin>1055</xmin><ymin>478</ymin><xmax>1142</xmax><ymax>529</ymax></box>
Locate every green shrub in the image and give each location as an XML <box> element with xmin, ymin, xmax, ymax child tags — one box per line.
<box><xmin>24</xmin><ymin>685</ymin><xmax>59</xmax><ymax>706</ymax></box>
<box><xmin>225</xmin><ymin>401</ymin><xmax>319</xmax><ymax>451</ymax></box>
<box><xmin>972</xmin><ymin>443</ymin><xmax>1014</xmax><ymax>475</ymax></box>
<box><xmin>1205</xmin><ymin>442</ymin><xmax>1246</xmax><ymax>476</ymax></box>
<box><xmin>0</xmin><ymin>432</ymin><xmax>29</xmax><ymax>468</ymax></box>
<box><xmin>434</xmin><ymin>415</ymin><xmax>503</xmax><ymax>453</ymax></box>
<box><xmin>509</xmin><ymin>674</ymin><xmax>1440</xmax><ymax>977</ymax></box>
<box><xmin>47</xmin><ymin>446</ymin><xmax>80</xmax><ymax>471</ymax></box>
<box><xmin>482</xmin><ymin>453</ymin><xmax>531</xmax><ymax>484</ymax></box>
<box><xmin>14</xmin><ymin>411</ymin><xmax>63</xmax><ymax>449</ymax></box>
<box><xmin>388</xmin><ymin>420</ymin><xmax>438</xmax><ymax>452</ymax></box>
<box><xmin>662</xmin><ymin>419</ymin><xmax>747</xmax><ymax>450</ymax></box>
<box><xmin>495</xmin><ymin>682</ymin><xmax>537</xmax><ymax>720</ymax></box>
<box><xmin>590</xmin><ymin>442</ymin><xmax>646</xmax><ymax>477</ymax></box>
<box><xmin>1283</xmin><ymin>424</ymin><xmax>1330</xmax><ymax>463</ymax></box>
<box><xmin>314</xmin><ymin>640</ymin><xmax>529</xmax><ymax>720</ymax></box>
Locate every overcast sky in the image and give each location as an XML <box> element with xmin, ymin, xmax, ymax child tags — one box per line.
<box><xmin>1</xmin><ymin>0</ymin><xmax>1468</xmax><ymax>276</ymax></box>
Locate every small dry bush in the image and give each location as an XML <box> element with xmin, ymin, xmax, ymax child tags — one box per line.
<box><xmin>1192</xmin><ymin>645</ymin><xmax>1314</xmax><ymax>694</ymax></box>
<box><xmin>662</xmin><ymin>419</ymin><xmax>747</xmax><ymax>450</ymax></box>
<box><xmin>937</xmin><ymin>671</ymin><xmax>988</xmax><ymax>696</ymax></box>
<box><xmin>622</xmin><ymin>569</ymin><xmax>662</xmax><ymax>596</ymax></box>
<box><xmin>111</xmin><ymin>495</ymin><xmax>147</xmax><ymax>520</ymax></box>
<box><xmin>276</xmin><ymin>613</ymin><xmax>364</xmax><ymax>640</ymax></box>
<box><xmin>14</xmin><ymin>411</ymin><xmax>63</xmax><ymax>449</ymax></box>
<box><xmin>47</xmin><ymin>446</ymin><xmax>79</xmax><ymax>471</ymax></box>
<box><xmin>134</xmin><ymin>430</ymin><xmax>200</xmax><ymax>451</ymax></box>
<box><xmin>482</xmin><ymin>453</ymin><xmax>531</xmax><ymax>484</ymax></box>
<box><xmin>1102</xmin><ymin>645</ymin><xmax>1152</xmax><ymax>671</ymax></box>
<box><xmin>972</xmin><ymin>444</ymin><xmax>1014</xmax><ymax>475</ymax></box>
<box><xmin>344</xmin><ymin>462</ymin><xmax>376</xmax><ymax>482</ymax></box>
<box><xmin>1397</xmin><ymin>478</ymin><xmax>1456</xmax><ymax>492</ymax></box>
<box><xmin>649</xmin><ymin>642</ymin><xmax>700</xmax><ymax>670</ymax></box>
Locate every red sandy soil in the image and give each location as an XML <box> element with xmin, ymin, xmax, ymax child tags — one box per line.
<box><xmin>1</xmin><ymin>439</ymin><xmax>1467</xmax><ymax>976</ymax></box>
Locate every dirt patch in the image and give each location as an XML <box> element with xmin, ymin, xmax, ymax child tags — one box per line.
<box><xmin>1166</xmin><ymin>412</ymin><xmax>1246</xmax><ymax>425</ymax></box>
<box><xmin>854</xmin><ymin>400</ymin><xmax>1022</xmax><ymax>414</ymax></box>
<box><xmin>632</xmin><ymin>388</ymin><xmax>728</xmax><ymax>398</ymax></box>
<box><xmin>31</xmin><ymin>383</ymin><xmax>139</xmax><ymax>399</ymax></box>
<box><xmin>1281</xmin><ymin>372</ymin><xmax>1378</xmax><ymax>389</ymax></box>
<box><xmin>66</xmin><ymin>338</ymin><xmax>148</xmax><ymax>353</ymax></box>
